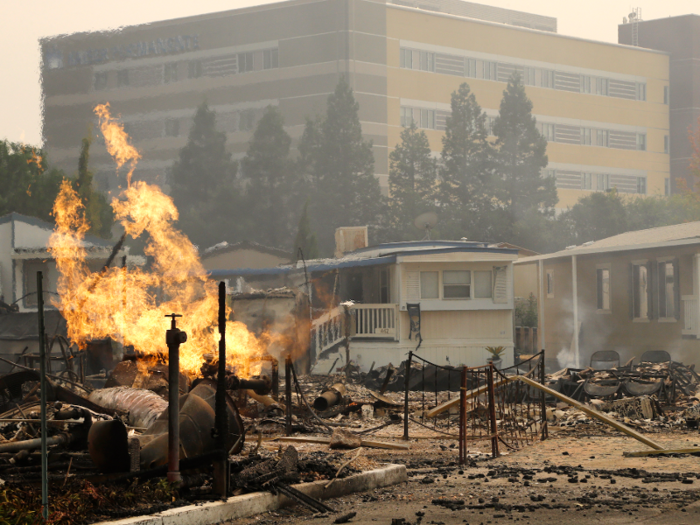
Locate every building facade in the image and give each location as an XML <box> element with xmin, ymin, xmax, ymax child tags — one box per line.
<box><xmin>619</xmin><ymin>14</ymin><xmax>700</xmax><ymax>194</ymax></box>
<box><xmin>41</xmin><ymin>0</ymin><xmax>669</xmax><ymax>209</ymax></box>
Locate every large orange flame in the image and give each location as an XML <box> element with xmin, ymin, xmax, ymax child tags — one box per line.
<box><xmin>94</xmin><ymin>103</ymin><xmax>141</xmax><ymax>187</ymax></box>
<box><xmin>49</xmin><ymin>106</ymin><xmax>265</xmax><ymax>378</ymax></box>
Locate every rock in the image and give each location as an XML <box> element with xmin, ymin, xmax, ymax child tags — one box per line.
<box><xmin>330</xmin><ymin>429</ymin><xmax>362</xmax><ymax>450</ymax></box>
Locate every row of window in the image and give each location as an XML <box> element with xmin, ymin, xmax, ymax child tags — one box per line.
<box><xmin>543</xmin><ymin>168</ymin><xmax>647</xmax><ymax>194</ymax></box>
<box><xmin>400</xmin><ymin>106</ymin><xmax>653</xmax><ymax>154</ymax></box>
<box><xmin>419</xmin><ymin>270</ymin><xmax>493</xmax><ymax>300</ymax></box>
<box><xmin>400</xmin><ymin>47</ymin><xmax>656</xmax><ymax>103</ymax></box>
<box><xmin>546</xmin><ymin>259</ymin><xmax>679</xmax><ymax>321</ymax></box>
<box><xmin>94</xmin><ymin>48</ymin><xmax>279</xmax><ymax>91</ymax></box>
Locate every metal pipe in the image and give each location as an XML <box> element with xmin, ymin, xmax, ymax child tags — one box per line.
<box><xmin>0</xmin><ymin>433</ymin><xmax>70</xmax><ymax>454</ymax></box>
<box><xmin>165</xmin><ymin>313</ymin><xmax>187</xmax><ymax>483</ymax></box>
<box><xmin>285</xmin><ymin>355</ymin><xmax>292</xmax><ymax>436</ymax></box>
<box><xmin>37</xmin><ymin>271</ymin><xmax>48</xmax><ymax>521</ymax></box>
<box><xmin>88</xmin><ymin>387</ymin><xmax>167</xmax><ymax>428</ymax></box>
<box><xmin>403</xmin><ymin>352</ymin><xmax>412</xmax><ymax>441</ymax></box>
<box><xmin>459</xmin><ymin>366</ymin><xmax>467</xmax><ymax>465</ymax></box>
<box><xmin>487</xmin><ymin>364</ymin><xmax>499</xmax><ymax>458</ymax></box>
<box><xmin>213</xmin><ymin>282</ymin><xmax>229</xmax><ymax>498</ymax></box>
<box><xmin>312</xmin><ymin>383</ymin><xmax>346</xmax><ymax>411</ymax></box>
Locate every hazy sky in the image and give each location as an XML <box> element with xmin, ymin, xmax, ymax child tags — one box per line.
<box><xmin>1</xmin><ymin>0</ymin><xmax>697</xmax><ymax>147</ymax></box>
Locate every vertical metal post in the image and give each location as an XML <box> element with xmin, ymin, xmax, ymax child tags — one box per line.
<box><xmin>37</xmin><ymin>272</ymin><xmax>48</xmax><ymax>521</ymax></box>
<box><xmin>459</xmin><ymin>366</ymin><xmax>467</xmax><ymax>465</ymax></box>
<box><xmin>539</xmin><ymin>350</ymin><xmax>548</xmax><ymax>440</ymax></box>
<box><xmin>166</xmin><ymin>314</ymin><xmax>187</xmax><ymax>484</ymax></box>
<box><xmin>487</xmin><ymin>364</ymin><xmax>499</xmax><ymax>458</ymax></box>
<box><xmin>285</xmin><ymin>355</ymin><xmax>293</xmax><ymax>436</ymax></box>
<box><xmin>213</xmin><ymin>282</ymin><xmax>229</xmax><ymax>498</ymax></box>
<box><xmin>403</xmin><ymin>351</ymin><xmax>412</xmax><ymax>441</ymax></box>
<box><xmin>271</xmin><ymin>359</ymin><xmax>279</xmax><ymax>401</ymax></box>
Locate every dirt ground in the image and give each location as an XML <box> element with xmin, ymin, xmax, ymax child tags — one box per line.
<box><xmin>224</xmin><ymin>426</ymin><xmax>700</xmax><ymax>525</ymax></box>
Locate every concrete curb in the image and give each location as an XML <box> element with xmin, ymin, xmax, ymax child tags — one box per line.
<box><xmin>97</xmin><ymin>464</ymin><xmax>407</xmax><ymax>525</ymax></box>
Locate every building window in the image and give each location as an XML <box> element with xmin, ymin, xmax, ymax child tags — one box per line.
<box><xmin>546</xmin><ymin>269</ymin><xmax>554</xmax><ymax>298</ymax></box>
<box><xmin>116</xmin><ymin>69</ymin><xmax>129</xmax><ymax>87</ymax></box>
<box><xmin>597</xmin><ymin>173</ymin><xmax>610</xmax><ymax>191</ymax></box>
<box><xmin>239</xmin><ymin>110</ymin><xmax>255</xmax><ymax>131</ymax></box>
<box><xmin>581</xmin><ymin>173</ymin><xmax>592</xmax><ymax>190</ymax></box>
<box><xmin>665</xmin><ymin>178</ymin><xmax>671</xmax><ymax>196</ymax></box>
<box><xmin>263</xmin><ymin>48</ymin><xmax>279</xmax><ymax>69</ymax></box>
<box><xmin>188</xmin><ymin>60</ymin><xmax>202</xmax><ymax>78</ymax></box>
<box><xmin>539</xmin><ymin>122</ymin><xmax>555</xmax><ymax>141</ymax></box>
<box><xmin>596</xmin><ymin>77</ymin><xmax>609</xmax><ymax>96</ymax></box>
<box><xmin>523</xmin><ymin>67</ymin><xmax>536</xmax><ymax>86</ymax></box>
<box><xmin>636</xmin><ymin>82</ymin><xmax>646</xmax><ymax>101</ymax></box>
<box><xmin>636</xmin><ymin>177</ymin><xmax>647</xmax><ymax>195</ymax></box>
<box><xmin>23</xmin><ymin>260</ymin><xmax>49</xmax><ymax>307</ymax></box>
<box><xmin>465</xmin><ymin>58</ymin><xmax>477</xmax><ymax>78</ymax></box>
<box><xmin>486</xmin><ymin>116</ymin><xmax>495</xmax><ymax>136</ymax></box>
<box><xmin>443</xmin><ymin>270</ymin><xmax>470</xmax><ymax>299</ymax></box>
<box><xmin>664</xmin><ymin>86</ymin><xmax>669</xmax><ymax>105</ymax></box>
<box><xmin>597</xmin><ymin>267</ymin><xmax>610</xmax><ymax>311</ymax></box>
<box><xmin>632</xmin><ymin>263</ymin><xmax>649</xmax><ymax>319</ymax></box>
<box><xmin>658</xmin><ymin>260</ymin><xmax>678</xmax><ymax>319</ymax></box>
<box><xmin>94</xmin><ymin>71</ymin><xmax>108</xmax><ymax>90</ymax></box>
<box><xmin>543</xmin><ymin>168</ymin><xmax>556</xmax><ymax>179</ymax></box>
<box><xmin>595</xmin><ymin>129</ymin><xmax>609</xmax><ymax>147</ymax></box>
<box><xmin>637</xmin><ymin>133</ymin><xmax>646</xmax><ymax>151</ymax></box>
<box><xmin>164</xmin><ymin>118</ymin><xmax>180</xmax><ymax>137</ymax></box>
<box><xmin>540</xmin><ymin>69</ymin><xmax>555</xmax><ymax>88</ymax></box>
<box><xmin>164</xmin><ymin>62</ymin><xmax>178</xmax><ymax>83</ymax></box>
<box><xmin>419</xmin><ymin>109</ymin><xmax>435</xmax><ymax>130</ymax></box>
<box><xmin>580</xmin><ymin>75</ymin><xmax>591</xmax><ymax>94</ymax></box>
<box><xmin>483</xmin><ymin>61</ymin><xmax>498</xmax><ymax>81</ymax></box>
<box><xmin>581</xmin><ymin>127</ymin><xmax>592</xmax><ymax>146</ymax></box>
<box><xmin>419</xmin><ymin>51</ymin><xmax>434</xmax><ymax>72</ymax></box>
<box><xmin>664</xmin><ymin>135</ymin><xmax>669</xmax><ymax>154</ymax></box>
<box><xmin>400</xmin><ymin>48</ymin><xmax>413</xmax><ymax>69</ymax></box>
<box><xmin>400</xmin><ymin>107</ymin><xmax>413</xmax><ymax>127</ymax></box>
<box><xmin>474</xmin><ymin>271</ymin><xmax>492</xmax><ymax>298</ymax></box>
<box><xmin>420</xmin><ymin>271</ymin><xmax>439</xmax><ymax>299</ymax></box>
<box><xmin>238</xmin><ymin>52</ymin><xmax>254</xmax><ymax>73</ymax></box>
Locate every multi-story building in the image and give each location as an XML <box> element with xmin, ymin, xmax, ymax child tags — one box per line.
<box><xmin>619</xmin><ymin>13</ymin><xmax>700</xmax><ymax>194</ymax></box>
<box><xmin>41</xmin><ymin>0</ymin><xmax>670</xmax><ymax>210</ymax></box>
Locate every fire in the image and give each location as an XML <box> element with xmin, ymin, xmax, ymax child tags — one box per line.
<box><xmin>94</xmin><ymin>103</ymin><xmax>141</xmax><ymax>187</ymax></box>
<box><xmin>49</xmin><ymin>105</ymin><xmax>265</xmax><ymax>377</ymax></box>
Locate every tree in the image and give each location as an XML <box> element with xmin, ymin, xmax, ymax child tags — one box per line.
<box><xmin>0</xmin><ymin>140</ymin><xmax>63</xmax><ymax>223</ymax></box>
<box><xmin>74</xmin><ymin>136</ymin><xmax>113</xmax><ymax>238</ymax></box>
<box><xmin>492</xmin><ymin>73</ymin><xmax>556</xmax><ymax>240</ymax></box>
<box><xmin>300</xmin><ymin>77</ymin><xmax>384</xmax><ymax>254</ymax></box>
<box><xmin>170</xmin><ymin>102</ymin><xmax>245</xmax><ymax>249</ymax></box>
<box><xmin>383</xmin><ymin>122</ymin><xmax>437</xmax><ymax>241</ymax></box>
<box><xmin>293</xmin><ymin>200</ymin><xmax>319</xmax><ymax>261</ymax></box>
<box><xmin>437</xmin><ymin>82</ymin><xmax>494</xmax><ymax>240</ymax></box>
<box><xmin>240</xmin><ymin>106</ymin><xmax>299</xmax><ymax>248</ymax></box>
<box><xmin>562</xmin><ymin>190</ymin><xmax>628</xmax><ymax>243</ymax></box>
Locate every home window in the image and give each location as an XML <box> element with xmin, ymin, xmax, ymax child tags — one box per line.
<box><xmin>540</xmin><ymin>70</ymin><xmax>555</xmax><ymax>88</ymax></box>
<box><xmin>636</xmin><ymin>82</ymin><xmax>646</xmax><ymax>101</ymax></box>
<box><xmin>632</xmin><ymin>263</ymin><xmax>649</xmax><ymax>319</ymax></box>
<box><xmin>664</xmin><ymin>86</ymin><xmax>669</xmax><ymax>105</ymax></box>
<box><xmin>474</xmin><ymin>271</ymin><xmax>492</xmax><ymax>299</ymax></box>
<box><xmin>581</xmin><ymin>128</ymin><xmax>592</xmax><ymax>146</ymax></box>
<box><xmin>188</xmin><ymin>60</ymin><xmax>202</xmax><ymax>78</ymax></box>
<box><xmin>400</xmin><ymin>107</ymin><xmax>414</xmax><ymax>127</ymax></box>
<box><xmin>596</xmin><ymin>129</ymin><xmax>609</xmax><ymax>147</ymax></box>
<box><xmin>443</xmin><ymin>271</ymin><xmax>470</xmax><ymax>299</ymax></box>
<box><xmin>597</xmin><ymin>267</ymin><xmax>610</xmax><ymax>311</ymax></box>
<box><xmin>483</xmin><ymin>61</ymin><xmax>497</xmax><ymax>81</ymax></box>
<box><xmin>523</xmin><ymin>67</ymin><xmax>536</xmax><ymax>86</ymax></box>
<box><xmin>597</xmin><ymin>173</ymin><xmax>610</xmax><ymax>191</ymax></box>
<box><xmin>419</xmin><ymin>51</ymin><xmax>434</xmax><ymax>72</ymax></box>
<box><xmin>636</xmin><ymin>177</ymin><xmax>647</xmax><ymax>195</ymax></box>
<box><xmin>238</xmin><ymin>52</ymin><xmax>254</xmax><ymax>73</ymax></box>
<box><xmin>664</xmin><ymin>135</ymin><xmax>669</xmax><ymax>154</ymax></box>
<box><xmin>596</xmin><ymin>77</ymin><xmax>609</xmax><ymax>96</ymax></box>
<box><xmin>116</xmin><ymin>69</ymin><xmax>129</xmax><ymax>87</ymax></box>
<box><xmin>658</xmin><ymin>260</ymin><xmax>678</xmax><ymax>319</ymax></box>
<box><xmin>419</xmin><ymin>109</ymin><xmax>435</xmax><ymax>130</ymax></box>
<box><xmin>465</xmin><ymin>58</ymin><xmax>477</xmax><ymax>78</ymax></box>
<box><xmin>546</xmin><ymin>269</ymin><xmax>554</xmax><ymax>298</ymax></box>
<box><xmin>637</xmin><ymin>134</ymin><xmax>647</xmax><ymax>151</ymax></box>
<box><xmin>94</xmin><ymin>71</ymin><xmax>108</xmax><ymax>90</ymax></box>
<box><xmin>581</xmin><ymin>173</ymin><xmax>592</xmax><ymax>190</ymax></box>
<box><xmin>263</xmin><ymin>48</ymin><xmax>278</xmax><ymax>69</ymax></box>
<box><xmin>539</xmin><ymin>123</ymin><xmax>555</xmax><ymax>141</ymax></box>
<box><xmin>24</xmin><ymin>260</ymin><xmax>49</xmax><ymax>307</ymax></box>
<box><xmin>164</xmin><ymin>62</ymin><xmax>178</xmax><ymax>83</ymax></box>
<box><xmin>580</xmin><ymin>75</ymin><xmax>591</xmax><ymax>93</ymax></box>
<box><xmin>420</xmin><ymin>271</ymin><xmax>439</xmax><ymax>299</ymax></box>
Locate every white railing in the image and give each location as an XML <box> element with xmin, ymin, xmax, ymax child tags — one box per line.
<box><xmin>682</xmin><ymin>295</ymin><xmax>698</xmax><ymax>336</ymax></box>
<box><xmin>352</xmin><ymin>304</ymin><xmax>398</xmax><ymax>339</ymax></box>
<box><xmin>310</xmin><ymin>306</ymin><xmax>346</xmax><ymax>357</ymax></box>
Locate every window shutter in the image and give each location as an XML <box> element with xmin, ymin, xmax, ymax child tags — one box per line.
<box><xmin>628</xmin><ymin>263</ymin><xmax>635</xmax><ymax>320</ymax></box>
<box><xmin>493</xmin><ymin>266</ymin><xmax>508</xmax><ymax>304</ymax></box>
<box><xmin>406</xmin><ymin>271</ymin><xmax>420</xmax><ymax>302</ymax></box>
<box><xmin>648</xmin><ymin>260</ymin><xmax>657</xmax><ymax>320</ymax></box>
<box><xmin>673</xmin><ymin>257</ymin><xmax>681</xmax><ymax>320</ymax></box>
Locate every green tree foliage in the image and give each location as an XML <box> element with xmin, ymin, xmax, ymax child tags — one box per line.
<box><xmin>74</xmin><ymin>137</ymin><xmax>113</xmax><ymax>238</ymax></box>
<box><xmin>170</xmin><ymin>102</ymin><xmax>244</xmax><ymax>250</ymax></box>
<box><xmin>562</xmin><ymin>190</ymin><xmax>628</xmax><ymax>243</ymax></box>
<box><xmin>241</xmin><ymin>106</ymin><xmax>300</xmax><ymax>248</ymax></box>
<box><xmin>437</xmin><ymin>82</ymin><xmax>494</xmax><ymax>240</ymax></box>
<box><xmin>293</xmin><ymin>200</ymin><xmax>319</xmax><ymax>261</ymax></box>
<box><xmin>0</xmin><ymin>140</ymin><xmax>63</xmax><ymax>223</ymax></box>
<box><xmin>492</xmin><ymin>73</ymin><xmax>556</xmax><ymax>240</ymax></box>
<box><xmin>299</xmin><ymin>77</ymin><xmax>384</xmax><ymax>254</ymax></box>
<box><xmin>384</xmin><ymin>122</ymin><xmax>437</xmax><ymax>241</ymax></box>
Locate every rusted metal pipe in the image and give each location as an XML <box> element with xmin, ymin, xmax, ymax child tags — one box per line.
<box><xmin>165</xmin><ymin>313</ymin><xmax>187</xmax><ymax>483</ymax></box>
<box><xmin>227</xmin><ymin>375</ymin><xmax>271</xmax><ymax>395</ymax></box>
<box><xmin>403</xmin><ymin>352</ymin><xmax>412</xmax><ymax>441</ymax></box>
<box><xmin>213</xmin><ymin>282</ymin><xmax>229</xmax><ymax>498</ymax></box>
<box><xmin>88</xmin><ymin>387</ymin><xmax>167</xmax><ymax>428</ymax></box>
<box><xmin>0</xmin><ymin>433</ymin><xmax>72</xmax><ymax>454</ymax></box>
<box><xmin>285</xmin><ymin>355</ymin><xmax>292</xmax><ymax>436</ymax></box>
<box><xmin>313</xmin><ymin>383</ymin><xmax>346</xmax><ymax>411</ymax></box>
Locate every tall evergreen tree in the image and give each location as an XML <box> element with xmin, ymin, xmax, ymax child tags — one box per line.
<box><xmin>384</xmin><ymin>122</ymin><xmax>437</xmax><ymax>241</ymax></box>
<box><xmin>299</xmin><ymin>77</ymin><xmax>384</xmax><ymax>254</ymax></box>
<box><xmin>293</xmin><ymin>200</ymin><xmax>319</xmax><ymax>261</ymax></box>
<box><xmin>437</xmin><ymin>82</ymin><xmax>494</xmax><ymax>240</ymax></box>
<box><xmin>74</xmin><ymin>136</ymin><xmax>113</xmax><ymax>238</ymax></box>
<box><xmin>492</xmin><ymin>73</ymin><xmax>556</xmax><ymax>240</ymax></box>
<box><xmin>241</xmin><ymin>106</ymin><xmax>299</xmax><ymax>248</ymax></box>
<box><xmin>171</xmin><ymin>102</ymin><xmax>244</xmax><ymax>249</ymax></box>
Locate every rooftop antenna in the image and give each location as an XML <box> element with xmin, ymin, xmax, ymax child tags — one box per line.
<box><xmin>413</xmin><ymin>211</ymin><xmax>438</xmax><ymax>240</ymax></box>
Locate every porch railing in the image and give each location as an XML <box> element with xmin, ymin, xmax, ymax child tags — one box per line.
<box><xmin>310</xmin><ymin>306</ymin><xmax>346</xmax><ymax>358</ymax></box>
<box><xmin>682</xmin><ymin>295</ymin><xmax>698</xmax><ymax>336</ymax></box>
<box><xmin>352</xmin><ymin>304</ymin><xmax>398</xmax><ymax>339</ymax></box>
